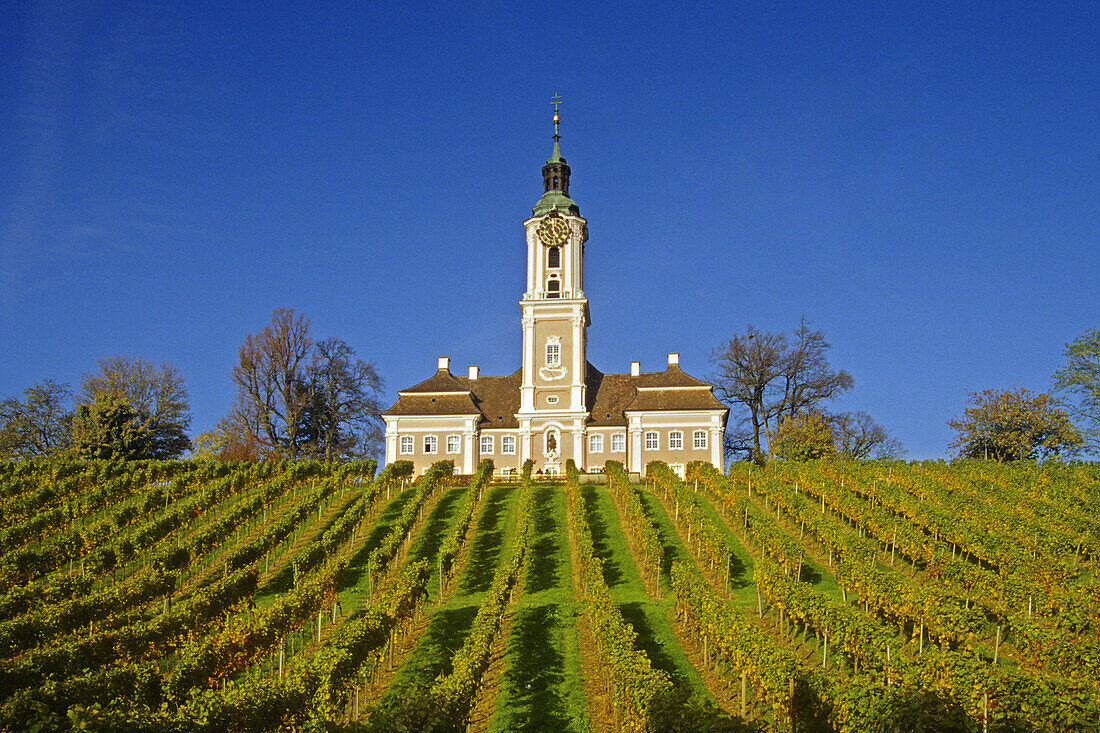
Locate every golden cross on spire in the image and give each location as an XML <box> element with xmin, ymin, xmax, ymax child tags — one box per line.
<box><xmin>550</xmin><ymin>93</ymin><xmax>562</xmax><ymax>141</ymax></box>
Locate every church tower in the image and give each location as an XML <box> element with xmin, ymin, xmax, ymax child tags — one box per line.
<box><xmin>516</xmin><ymin>102</ymin><xmax>590</xmax><ymax>473</ymax></box>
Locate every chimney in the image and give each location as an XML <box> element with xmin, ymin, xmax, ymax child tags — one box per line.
<box><xmin>667</xmin><ymin>352</ymin><xmax>679</xmax><ymax>367</ymax></box>
<box><xmin>630</xmin><ymin>361</ymin><xmax>640</xmax><ymax>377</ymax></box>
<box><xmin>468</xmin><ymin>365</ymin><xmax>479</xmax><ymax>380</ymax></box>
<box><xmin>437</xmin><ymin>356</ymin><xmax>450</xmax><ymax>372</ymax></box>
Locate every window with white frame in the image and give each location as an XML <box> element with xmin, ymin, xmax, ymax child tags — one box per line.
<box><xmin>399</xmin><ymin>435</ymin><xmax>414</xmax><ymax>454</ymax></box>
<box><xmin>546</xmin><ymin>342</ymin><xmax>560</xmax><ymax>366</ymax></box>
<box><xmin>693</xmin><ymin>430</ymin><xmax>707</xmax><ymax>449</ymax></box>
<box><xmin>669</xmin><ymin>431</ymin><xmax>683</xmax><ymax>449</ymax></box>
<box><xmin>611</xmin><ymin>433</ymin><xmax>625</xmax><ymax>452</ymax></box>
<box><xmin>501</xmin><ymin>436</ymin><xmax>516</xmax><ymax>454</ymax></box>
<box><xmin>480</xmin><ymin>435</ymin><xmax>493</xmax><ymax>454</ymax></box>
<box><xmin>424</xmin><ymin>435</ymin><xmax>438</xmax><ymax>454</ymax></box>
<box><xmin>446</xmin><ymin>435</ymin><xmax>461</xmax><ymax>454</ymax></box>
<box><xmin>645</xmin><ymin>431</ymin><xmax>659</xmax><ymax>450</ymax></box>
<box><xmin>589</xmin><ymin>434</ymin><xmax>603</xmax><ymax>453</ymax></box>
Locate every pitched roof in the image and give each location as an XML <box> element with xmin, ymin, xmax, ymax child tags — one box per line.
<box><xmin>383</xmin><ymin>368</ymin><xmax>523</xmax><ymax>428</ymax></box>
<box><xmin>638</xmin><ymin>364</ymin><xmax>712</xmax><ymax>389</ymax></box>
<box><xmin>382</xmin><ymin>392</ymin><xmax>480</xmax><ymax>417</ymax></box>
<box><xmin>398</xmin><ymin>368</ymin><xmax>469</xmax><ymax>394</ymax></box>
<box><xmin>384</xmin><ymin>363</ymin><xmax>726</xmax><ymax>427</ymax></box>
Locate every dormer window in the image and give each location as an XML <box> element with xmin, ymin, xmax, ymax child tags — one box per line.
<box><xmin>548</xmin><ymin>246</ymin><xmax>560</xmax><ymax>268</ymax></box>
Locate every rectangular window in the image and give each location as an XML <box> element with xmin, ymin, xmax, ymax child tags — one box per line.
<box><xmin>645</xmin><ymin>431</ymin><xmax>659</xmax><ymax>450</ymax></box>
<box><xmin>546</xmin><ymin>342</ymin><xmax>560</xmax><ymax>366</ymax></box>
<box><xmin>480</xmin><ymin>435</ymin><xmax>494</xmax><ymax>454</ymax></box>
<box><xmin>669</xmin><ymin>431</ymin><xmax>683</xmax><ymax>449</ymax></box>
<box><xmin>502</xmin><ymin>436</ymin><xmax>516</xmax><ymax>454</ymax></box>
<box><xmin>446</xmin><ymin>435</ymin><xmax>461</xmax><ymax>454</ymax></box>
<box><xmin>424</xmin><ymin>435</ymin><xmax>438</xmax><ymax>454</ymax></box>
<box><xmin>589</xmin><ymin>434</ymin><xmax>603</xmax><ymax>453</ymax></box>
<box><xmin>611</xmin><ymin>433</ymin><xmax>625</xmax><ymax>452</ymax></box>
<box><xmin>694</xmin><ymin>430</ymin><xmax>707</xmax><ymax>449</ymax></box>
<box><xmin>399</xmin><ymin>435</ymin><xmax>414</xmax><ymax>454</ymax></box>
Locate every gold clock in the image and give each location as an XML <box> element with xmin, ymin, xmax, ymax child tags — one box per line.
<box><xmin>537</xmin><ymin>216</ymin><xmax>570</xmax><ymax>247</ymax></box>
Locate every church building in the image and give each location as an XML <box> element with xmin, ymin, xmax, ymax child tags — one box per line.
<box><xmin>382</xmin><ymin>107</ymin><xmax>728</xmax><ymax>477</ymax></box>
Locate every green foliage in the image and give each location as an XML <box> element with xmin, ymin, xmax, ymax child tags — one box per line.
<box><xmin>69</xmin><ymin>393</ymin><xmax>151</xmax><ymax>460</ymax></box>
<box><xmin>0</xmin><ymin>380</ymin><xmax>73</xmax><ymax>459</ymax></box>
<box><xmin>948</xmin><ymin>386</ymin><xmax>1082</xmax><ymax>461</ymax></box>
<box><xmin>771</xmin><ymin>412</ymin><xmax>836</xmax><ymax>461</ymax></box>
<box><xmin>1053</xmin><ymin>328</ymin><xmax>1100</xmax><ymax>453</ymax></box>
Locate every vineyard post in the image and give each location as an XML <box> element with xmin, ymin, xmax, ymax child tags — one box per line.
<box><xmin>919</xmin><ymin>618</ymin><xmax>924</xmax><ymax>654</ymax></box>
<box><xmin>993</xmin><ymin>625</ymin><xmax>1001</xmax><ymax>664</ymax></box>
<box><xmin>757</xmin><ymin>590</ymin><xmax>762</xmax><ymax>618</ymax></box>
<box><xmin>741</xmin><ymin>670</ymin><xmax>747</xmax><ymax>717</ymax></box>
<box><xmin>725</xmin><ymin>554</ymin><xmax>731</xmax><ymax>595</ymax></box>
<box><xmin>983</xmin><ymin>691</ymin><xmax>989</xmax><ymax>733</ymax></box>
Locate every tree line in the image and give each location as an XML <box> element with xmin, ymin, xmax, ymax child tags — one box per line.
<box><xmin>0</xmin><ymin>308</ymin><xmax>384</xmax><ymax>463</ymax></box>
<box><xmin>2</xmin><ymin>310</ymin><xmax>1097</xmax><ymax>464</ymax></box>
<box><xmin>708</xmin><ymin>320</ymin><xmax>1098</xmax><ymax>464</ymax></box>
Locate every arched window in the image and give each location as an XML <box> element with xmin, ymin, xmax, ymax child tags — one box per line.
<box><xmin>546</xmin><ymin>279</ymin><xmax>560</xmax><ymax>298</ymax></box>
<box><xmin>548</xmin><ymin>246</ymin><xmax>560</xmax><ymax>268</ymax></box>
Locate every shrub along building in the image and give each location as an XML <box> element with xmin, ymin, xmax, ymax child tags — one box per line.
<box><xmin>382</xmin><ymin>107</ymin><xmax>727</xmax><ymax>477</ymax></box>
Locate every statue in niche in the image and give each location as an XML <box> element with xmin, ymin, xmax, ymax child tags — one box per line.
<box><xmin>545</xmin><ymin>431</ymin><xmax>559</xmax><ymax>458</ymax></box>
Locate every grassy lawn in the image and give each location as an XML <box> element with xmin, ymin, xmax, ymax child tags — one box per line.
<box><xmin>377</xmin><ymin>484</ymin><xmax>521</xmax><ymax>707</ymax></box>
<box><xmin>336</xmin><ymin>485</ymin><xmax>418</xmax><ymax>611</ymax></box>
<box><xmin>580</xmin><ymin>484</ymin><xmax>718</xmax><ymax>710</ymax></box>
<box><xmin>488</xmin><ymin>483</ymin><xmax>590</xmax><ymax>733</ymax></box>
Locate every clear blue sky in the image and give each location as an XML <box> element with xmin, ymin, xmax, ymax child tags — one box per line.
<box><xmin>2</xmin><ymin>1</ymin><xmax>1097</xmax><ymax>459</ymax></box>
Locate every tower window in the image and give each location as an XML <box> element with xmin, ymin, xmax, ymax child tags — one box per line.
<box><xmin>546</xmin><ymin>342</ymin><xmax>560</xmax><ymax>367</ymax></box>
<box><xmin>546</xmin><ymin>279</ymin><xmax>560</xmax><ymax>298</ymax></box>
<box><xmin>548</xmin><ymin>246</ymin><xmax>560</xmax><ymax>268</ymax></box>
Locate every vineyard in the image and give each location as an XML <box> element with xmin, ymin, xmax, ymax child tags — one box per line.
<box><xmin>0</xmin><ymin>457</ymin><xmax>1098</xmax><ymax>732</ymax></box>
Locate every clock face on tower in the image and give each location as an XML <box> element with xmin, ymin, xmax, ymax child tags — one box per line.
<box><xmin>537</xmin><ymin>216</ymin><xmax>570</xmax><ymax>247</ymax></box>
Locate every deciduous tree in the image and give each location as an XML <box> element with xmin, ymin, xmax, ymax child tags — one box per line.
<box><xmin>831</xmin><ymin>411</ymin><xmax>906</xmax><ymax>460</ymax></box>
<box><xmin>771</xmin><ymin>412</ymin><xmax>836</xmax><ymax>461</ymax></box>
<box><xmin>300</xmin><ymin>337</ymin><xmax>384</xmax><ymax>461</ymax></box>
<box><xmin>70</xmin><ymin>393</ymin><xmax>151</xmax><ymax>460</ymax></box>
<box><xmin>231</xmin><ymin>308</ymin><xmax>313</xmax><ymax>458</ymax></box>
<box><xmin>0</xmin><ymin>379</ymin><xmax>73</xmax><ymax>458</ymax></box>
<box><xmin>81</xmin><ymin>356</ymin><xmax>192</xmax><ymax>458</ymax></box>
<box><xmin>947</xmin><ymin>386</ymin><xmax>1082</xmax><ymax>462</ymax></box>
<box><xmin>1052</xmin><ymin>328</ymin><xmax>1100</xmax><ymax>454</ymax></box>
<box><xmin>711</xmin><ymin>319</ymin><xmax>852</xmax><ymax>465</ymax></box>
<box><xmin>229</xmin><ymin>309</ymin><xmax>384</xmax><ymax>460</ymax></box>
